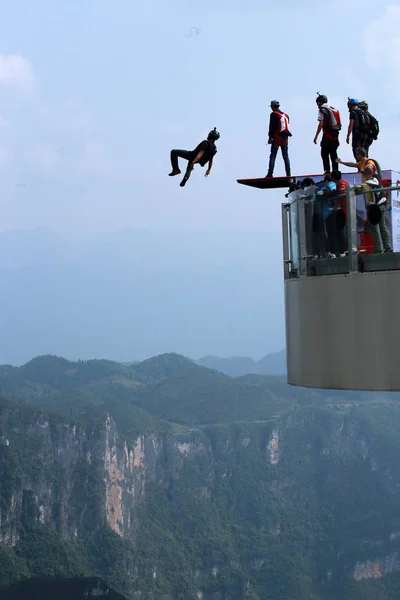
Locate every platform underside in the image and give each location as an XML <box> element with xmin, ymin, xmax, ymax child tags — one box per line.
<box><xmin>237</xmin><ymin>169</ymin><xmax>400</xmax><ymax>190</ymax></box>
<box><xmin>237</xmin><ymin>173</ymin><xmax>332</xmax><ymax>190</ymax></box>
<box><xmin>236</xmin><ymin>176</ymin><xmax>293</xmax><ymax>189</ymax></box>
<box><xmin>285</xmin><ymin>269</ymin><xmax>400</xmax><ymax>391</ymax></box>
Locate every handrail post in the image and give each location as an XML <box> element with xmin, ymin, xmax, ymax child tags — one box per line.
<box><xmin>298</xmin><ymin>196</ymin><xmax>307</xmax><ymax>277</ymax></box>
<box><xmin>347</xmin><ymin>187</ymin><xmax>358</xmax><ymax>272</ymax></box>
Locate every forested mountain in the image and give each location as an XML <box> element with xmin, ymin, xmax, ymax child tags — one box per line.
<box><xmin>1</xmin><ymin>353</ymin><xmax>400</xmax><ymax>599</ymax></box>
<box><xmin>0</xmin><ymin>577</ymin><xmax>127</xmax><ymax>600</ymax></box>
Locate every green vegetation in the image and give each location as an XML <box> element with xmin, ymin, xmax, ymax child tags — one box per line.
<box><xmin>1</xmin><ymin>353</ymin><xmax>400</xmax><ymax>598</ymax></box>
<box><xmin>0</xmin><ymin>576</ymin><xmax>127</xmax><ymax>600</ymax></box>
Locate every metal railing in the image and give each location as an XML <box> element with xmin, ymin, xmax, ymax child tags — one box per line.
<box><xmin>282</xmin><ymin>183</ymin><xmax>400</xmax><ymax>280</ymax></box>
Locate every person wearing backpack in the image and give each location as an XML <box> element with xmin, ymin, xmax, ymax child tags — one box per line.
<box><xmin>358</xmin><ymin>101</ymin><xmax>379</xmax><ymax>155</ymax></box>
<box><xmin>266</xmin><ymin>100</ymin><xmax>292</xmax><ymax>178</ymax></box>
<box><xmin>313</xmin><ymin>93</ymin><xmax>341</xmax><ymax>174</ymax></box>
<box><xmin>346</xmin><ymin>98</ymin><xmax>371</xmax><ymax>159</ymax></box>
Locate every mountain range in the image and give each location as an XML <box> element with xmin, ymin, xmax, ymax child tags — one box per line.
<box><xmin>1</xmin><ymin>352</ymin><xmax>400</xmax><ymax>598</ymax></box>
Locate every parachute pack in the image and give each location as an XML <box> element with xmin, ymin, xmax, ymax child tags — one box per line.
<box><xmin>356</xmin><ymin>108</ymin><xmax>371</xmax><ymax>134</ymax></box>
<box><xmin>321</xmin><ymin>106</ymin><xmax>341</xmax><ymax>130</ymax></box>
<box><xmin>356</xmin><ymin>107</ymin><xmax>379</xmax><ymax>140</ymax></box>
<box><xmin>367</xmin><ymin>113</ymin><xmax>379</xmax><ymax>140</ymax></box>
<box><xmin>358</xmin><ymin>101</ymin><xmax>379</xmax><ymax>140</ymax></box>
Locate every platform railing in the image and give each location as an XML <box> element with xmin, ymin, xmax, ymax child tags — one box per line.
<box><xmin>282</xmin><ymin>183</ymin><xmax>400</xmax><ymax>280</ymax></box>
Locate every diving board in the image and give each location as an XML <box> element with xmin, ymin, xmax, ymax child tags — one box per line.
<box><xmin>236</xmin><ymin>173</ymin><xmax>346</xmax><ymax>190</ymax></box>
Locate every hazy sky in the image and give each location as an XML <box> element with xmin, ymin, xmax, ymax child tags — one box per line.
<box><xmin>0</xmin><ymin>0</ymin><xmax>398</xmax><ymax>238</ymax></box>
<box><xmin>0</xmin><ymin>1</ymin><xmax>398</xmax><ymax>363</ymax></box>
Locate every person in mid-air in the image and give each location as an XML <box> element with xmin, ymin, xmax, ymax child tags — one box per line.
<box><xmin>169</xmin><ymin>128</ymin><xmax>220</xmax><ymax>187</ymax></box>
<box><xmin>266</xmin><ymin>100</ymin><xmax>291</xmax><ymax>178</ymax></box>
<box><xmin>313</xmin><ymin>93</ymin><xmax>341</xmax><ymax>175</ymax></box>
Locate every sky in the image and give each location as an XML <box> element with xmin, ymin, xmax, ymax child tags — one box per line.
<box><xmin>0</xmin><ymin>0</ymin><xmax>398</xmax><ymax>237</ymax></box>
<box><xmin>0</xmin><ymin>0</ymin><xmax>398</xmax><ymax>363</ymax></box>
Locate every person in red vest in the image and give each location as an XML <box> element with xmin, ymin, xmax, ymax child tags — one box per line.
<box><xmin>331</xmin><ymin>169</ymin><xmax>349</xmax><ymax>216</ymax></box>
<box><xmin>313</xmin><ymin>93</ymin><xmax>341</xmax><ymax>175</ymax></box>
<box><xmin>266</xmin><ymin>100</ymin><xmax>291</xmax><ymax>178</ymax></box>
<box><xmin>331</xmin><ymin>169</ymin><xmax>349</xmax><ymax>255</ymax></box>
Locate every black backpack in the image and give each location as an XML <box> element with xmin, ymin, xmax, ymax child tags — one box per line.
<box><xmin>367</xmin><ymin>180</ymin><xmax>387</xmax><ymax>207</ymax></box>
<box><xmin>370</xmin><ymin>158</ymin><xmax>382</xmax><ymax>182</ymax></box>
<box><xmin>367</xmin><ymin>159</ymin><xmax>386</xmax><ymax>204</ymax></box>
<box><xmin>368</xmin><ymin>112</ymin><xmax>379</xmax><ymax>140</ymax></box>
<box><xmin>356</xmin><ymin>108</ymin><xmax>371</xmax><ymax>134</ymax></box>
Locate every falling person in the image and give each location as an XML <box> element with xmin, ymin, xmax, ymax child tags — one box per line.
<box><xmin>169</xmin><ymin>128</ymin><xmax>220</xmax><ymax>187</ymax></box>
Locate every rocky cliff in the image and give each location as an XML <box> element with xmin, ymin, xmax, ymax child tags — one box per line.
<box><xmin>1</xmin><ymin>356</ymin><xmax>400</xmax><ymax>599</ymax></box>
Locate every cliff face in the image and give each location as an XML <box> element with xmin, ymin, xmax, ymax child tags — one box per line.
<box><xmin>0</xmin><ymin>405</ymin><xmax>201</xmax><ymax>544</ymax></box>
<box><xmin>2</xmin><ymin>395</ymin><xmax>400</xmax><ymax>599</ymax></box>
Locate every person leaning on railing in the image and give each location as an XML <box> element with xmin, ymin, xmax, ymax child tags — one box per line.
<box><xmin>354</xmin><ymin>164</ymin><xmax>392</xmax><ymax>254</ymax></box>
<box><xmin>336</xmin><ymin>147</ymin><xmax>378</xmax><ymax>182</ymax></box>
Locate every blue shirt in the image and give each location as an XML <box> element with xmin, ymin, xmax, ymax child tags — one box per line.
<box><xmin>316</xmin><ymin>181</ymin><xmax>336</xmax><ymax>220</ymax></box>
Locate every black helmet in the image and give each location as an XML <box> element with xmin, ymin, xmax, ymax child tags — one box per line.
<box><xmin>270</xmin><ymin>100</ymin><xmax>280</xmax><ymax>108</ymax></box>
<box><xmin>316</xmin><ymin>92</ymin><xmax>327</xmax><ymax>106</ymax></box>
<box><xmin>301</xmin><ymin>177</ymin><xmax>315</xmax><ymax>188</ymax></box>
<box><xmin>208</xmin><ymin>127</ymin><xmax>220</xmax><ymax>140</ymax></box>
<box><xmin>358</xmin><ymin>100</ymin><xmax>368</xmax><ymax>110</ymax></box>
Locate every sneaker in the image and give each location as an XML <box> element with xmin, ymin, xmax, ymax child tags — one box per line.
<box><xmin>266</xmin><ymin>173</ymin><xmax>273</xmax><ymax>178</ymax></box>
<box><xmin>312</xmin><ymin>255</ymin><xmax>320</xmax><ymax>261</ymax></box>
<box><xmin>339</xmin><ymin>253</ymin><xmax>346</xmax><ymax>257</ymax></box>
<box><xmin>169</xmin><ymin>169</ymin><xmax>181</xmax><ymax>176</ymax></box>
<box><xmin>327</xmin><ymin>252</ymin><xmax>336</xmax><ymax>259</ymax></box>
<box><xmin>384</xmin><ymin>248</ymin><xmax>393</xmax><ymax>253</ymax></box>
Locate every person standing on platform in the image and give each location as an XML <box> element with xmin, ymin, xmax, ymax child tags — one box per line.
<box><xmin>346</xmin><ymin>98</ymin><xmax>371</xmax><ymax>159</ymax></box>
<box><xmin>266</xmin><ymin>100</ymin><xmax>292</xmax><ymax>178</ymax></box>
<box><xmin>313</xmin><ymin>93</ymin><xmax>341</xmax><ymax>175</ymax></box>
<box><xmin>358</xmin><ymin>100</ymin><xmax>379</xmax><ymax>157</ymax></box>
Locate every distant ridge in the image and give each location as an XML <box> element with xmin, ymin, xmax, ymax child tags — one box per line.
<box><xmin>196</xmin><ymin>349</ymin><xmax>286</xmax><ymax>376</ymax></box>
